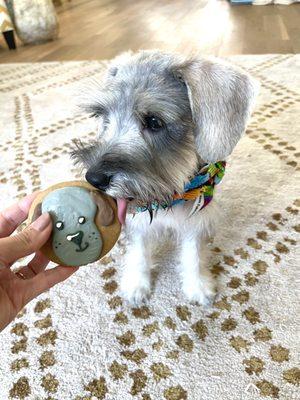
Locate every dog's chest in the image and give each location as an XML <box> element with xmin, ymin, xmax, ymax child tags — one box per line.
<box><xmin>126</xmin><ymin>200</ymin><xmax>218</xmax><ymax>237</ymax></box>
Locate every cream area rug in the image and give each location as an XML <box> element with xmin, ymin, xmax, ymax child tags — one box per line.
<box><xmin>0</xmin><ymin>55</ymin><xmax>299</xmax><ymax>400</ymax></box>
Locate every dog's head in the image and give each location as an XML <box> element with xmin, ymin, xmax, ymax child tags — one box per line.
<box><xmin>72</xmin><ymin>51</ymin><xmax>258</xmax><ymax>223</ymax></box>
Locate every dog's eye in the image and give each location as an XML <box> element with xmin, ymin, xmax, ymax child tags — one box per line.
<box><xmin>144</xmin><ymin>115</ymin><xmax>164</xmax><ymax>132</ymax></box>
<box><xmin>56</xmin><ymin>221</ymin><xmax>64</xmax><ymax>230</ymax></box>
<box><xmin>78</xmin><ymin>216</ymin><xmax>86</xmax><ymax>224</ymax></box>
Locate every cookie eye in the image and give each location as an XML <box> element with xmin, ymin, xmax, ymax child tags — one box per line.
<box><xmin>78</xmin><ymin>216</ymin><xmax>86</xmax><ymax>224</ymax></box>
<box><xmin>56</xmin><ymin>221</ymin><xmax>64</xmax><ymax>230</ymax></box>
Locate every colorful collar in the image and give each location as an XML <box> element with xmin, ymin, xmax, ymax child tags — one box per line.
<box><xmin>134</xmin><ymin>161</ymin><xmax>226</xmax><ymax>219</ymax></box>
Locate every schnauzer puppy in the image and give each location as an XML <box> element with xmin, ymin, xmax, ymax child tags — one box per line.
<box><xmin>72</xmin><ymin>50</ymin><xmax>258</xmax><ymax>306</ymax></box>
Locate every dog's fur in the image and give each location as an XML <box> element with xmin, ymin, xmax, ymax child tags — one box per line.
<box><xmin>72</xmin><ymin>50</ymin><xmax>258</xmax><ymax>305</ymax></box>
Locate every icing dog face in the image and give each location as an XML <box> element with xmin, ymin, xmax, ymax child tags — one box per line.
<box><xmin>31</xmin><ymin>185</ymin><xmax>116</xmax><ymax>267</ymax></box>
<box><xmin>42</xmin><ymin>187</ymin><xmax>105</xmax><ymax>266</ymax></box>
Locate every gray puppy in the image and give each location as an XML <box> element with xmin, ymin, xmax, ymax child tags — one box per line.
<box><xmin>72</xmin><ymin>50</ymin><xmax>258</xmax><ymax>305</ymax></box>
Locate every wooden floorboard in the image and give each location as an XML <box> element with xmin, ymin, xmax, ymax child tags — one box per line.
<box><xmin>0</xmin><ymin>0</ymin><xmax>299</xmax><ymax>63</ymax></box>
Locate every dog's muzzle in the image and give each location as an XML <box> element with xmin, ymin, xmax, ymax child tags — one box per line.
<box><xmin>67</xmin><ymin>231</ymin><xmax>89</xmax><ymax>252</ymax></box>
<box><xmin>85</xmin><ymin>170</ymin><xmax>112</xmax><ymax>191</ymax></box>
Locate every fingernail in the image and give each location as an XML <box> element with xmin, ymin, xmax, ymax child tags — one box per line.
<box><xmin>31</xmin><ymin>213</ymin><xmax>51</xmax><ymax>231</ymax></box>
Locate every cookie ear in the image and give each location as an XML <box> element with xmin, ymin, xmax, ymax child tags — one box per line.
<box><xmin>31</xmin><ymin>202</ymin><xmax>42</xmax><ymax>223</ymax></box>
<box><xmin>91</xmin><ymin>192</ymin><xmax>114</xmax><ymax>226</ymax></box>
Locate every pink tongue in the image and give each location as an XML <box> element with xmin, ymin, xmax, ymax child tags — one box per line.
<box><xmin>116</xmin><ymin>198</ymin><xmax>128</xmax><ymax>225</ymax></box>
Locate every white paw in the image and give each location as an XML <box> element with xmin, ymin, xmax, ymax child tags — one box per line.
<box><xmin>182</xmin><ymin>275</ymin><xmax>216</xmax><ymax>306</ymax></box>
<box><xmin>121</xmin><ymin>275</ymin><xmax>151</xmax><ymax>306</ymax></box>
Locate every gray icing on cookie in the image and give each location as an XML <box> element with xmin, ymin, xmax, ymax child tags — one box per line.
<box><xmin>41</xmin><ymin>187</ymin><xmax>102</xmax><ymax>266</ymax></box>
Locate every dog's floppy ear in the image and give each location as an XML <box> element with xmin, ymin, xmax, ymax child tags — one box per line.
<box><xmin>174</xmin><ymin>58</ymin><xmax>259</xmax><ymax>162</ymax></box>
<box><xmin>91</xmin><ymin>192</ymin><xmax>114</xmax><ymax>226</ymax></box>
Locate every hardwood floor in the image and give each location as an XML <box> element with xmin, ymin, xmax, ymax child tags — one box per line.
<box><xmin>0</xmin><ymin>0</ymin><xmax>299</xmax><ymax>62</ymax></box>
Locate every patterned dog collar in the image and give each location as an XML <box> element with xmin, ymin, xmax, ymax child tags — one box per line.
<box><xmin>134</xmin><ymin>161</ymin><xmax>226</xmax><ymax>219</ymax></box>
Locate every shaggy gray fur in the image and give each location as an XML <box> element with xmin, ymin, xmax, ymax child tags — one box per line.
<box><xmin>72</xmin><ymin>50</ymin><xmax>258</xmax><ymax>204</ymax></box>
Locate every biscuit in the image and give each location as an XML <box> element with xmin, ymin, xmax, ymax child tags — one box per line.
<box><xmin>28</xmin><ymin>181</ymin><xmax>121</xmax><ymax>266</ymax></box>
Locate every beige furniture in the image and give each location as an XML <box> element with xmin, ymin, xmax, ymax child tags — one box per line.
<box><xmin>13</xmin><ymin>0</ymin><xmax>58</xmax><ymax>45</ymax></box>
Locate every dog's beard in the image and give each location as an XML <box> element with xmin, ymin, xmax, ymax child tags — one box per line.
<box><xmin>106</xmin><ymin>178</ymin><xmax>175</xmax><ymax>224</ymax></box>
<box><xmin>71</xmin><ymin>138</ymin><xmax>199</xmax><ymax>224</ymax></box>
<box><xmin>71</xmin><ymin>146</ymin><xmax>179</xmax><ymax>224</ymax></box>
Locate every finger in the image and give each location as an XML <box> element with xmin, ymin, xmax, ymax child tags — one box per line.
<box><xmin>23</xmin><ymin>265</ymin><xmax>79</xmax><ymax>303</ymax></box>
<box><xmin>17</xmin><ymin>251</ymin><xmax>49</xmax><ymax>279</ymax></box>
<box><xmin>0</xmin><ymin>192</ymin><xmax>39</xmax><ymax>238</ymax></box>
<box><xmin>28</xmin><ymin>251</ymin><xmax>49</xmax><ymax>273</ymax></box>
<box><xmin>0</xmin><ymin>213</ymin><xmax>52</xmax><ymax>266</ymax></box>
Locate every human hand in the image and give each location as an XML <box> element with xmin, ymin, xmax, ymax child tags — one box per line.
<box><xmin>0</xmin><ymin>193</ymin><xmax>78</xmax><ymax>332</ymax></box>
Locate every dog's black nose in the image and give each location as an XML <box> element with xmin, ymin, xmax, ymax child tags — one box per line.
<box><xmin>85</xmin><ymin>170</ymin><xmax>112</xmax><ymax>190</ymax></box>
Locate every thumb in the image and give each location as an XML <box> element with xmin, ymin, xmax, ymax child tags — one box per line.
<box><xmin>0</xmin><ymin>213</ymin><xmax>52</xmax><ymax>265</ymax></box>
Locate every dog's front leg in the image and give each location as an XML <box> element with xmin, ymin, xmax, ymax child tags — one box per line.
<box><xmin>121</xmin><ymin>232</ymin><xmax>151</xmax><ymax>306</ymax></box>
<box><xmin>179</xmin><ymin>233</ymin><xmax>216</xmax><ymax>305</ymax></box>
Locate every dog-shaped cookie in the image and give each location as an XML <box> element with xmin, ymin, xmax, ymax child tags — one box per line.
<box><xmin>29</xmin><ymin>181</ymin><xmax>121</xmax><ymax>266</ymax></box>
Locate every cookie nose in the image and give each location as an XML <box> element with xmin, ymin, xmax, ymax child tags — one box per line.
<box><xmin>67</xmin><ymin>231</ymin><xmax>83</xmax><ymax>246</ymax></box>
<box><xmin>85</xmin><ymin>170</ymin><xmax>112</xmax><ymax>191</ymax></box>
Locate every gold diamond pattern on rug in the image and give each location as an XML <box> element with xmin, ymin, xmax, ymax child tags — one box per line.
<box><xmin>0</xmin><ymin>55</ymin><xmax>299</xmax><ymax>400</ymax></box>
